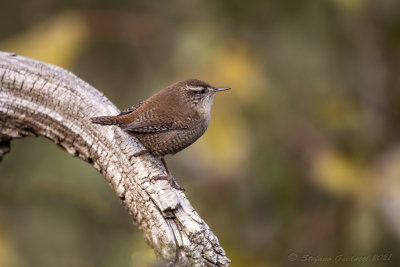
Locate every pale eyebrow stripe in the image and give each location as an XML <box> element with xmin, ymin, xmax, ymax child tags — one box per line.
<box><xmin>186</xmin><ymin>86</ymin><xmax>205</xmax><ymax>91</ymax></box>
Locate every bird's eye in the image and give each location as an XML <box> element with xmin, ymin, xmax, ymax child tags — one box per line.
<box><xmin>200</xmin><ymin>89</ymin><xmax>206</xmax><ymax>94</ymax></box>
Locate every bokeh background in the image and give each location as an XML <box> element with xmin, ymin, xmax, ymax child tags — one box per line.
<box><xmin>1</xmin><ymin>0</ymin><xmax>400</xmax><ymax>266</ymax></box>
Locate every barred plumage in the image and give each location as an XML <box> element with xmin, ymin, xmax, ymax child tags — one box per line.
<box><xmin>91</xmin><ymin>79</ymin><xmax>230</xmax><ymax>189</ymax></box>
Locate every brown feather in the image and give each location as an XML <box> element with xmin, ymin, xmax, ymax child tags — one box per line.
<box><xmin>91</xmin><ymin>78</ymin><xmax>229</xmax><ymax>157</ymax></box>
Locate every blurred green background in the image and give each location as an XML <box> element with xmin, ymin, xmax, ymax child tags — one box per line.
<box><xmin>1</xmin><ymin>0</ymin><xmax>400</xmax><ymax>266</ymax></box>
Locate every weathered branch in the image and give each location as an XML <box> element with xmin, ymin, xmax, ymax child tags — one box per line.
<box><xmin>0</xmin><ymin>52</ymin><xmax>230</xmax><ymax>266</ymax></box>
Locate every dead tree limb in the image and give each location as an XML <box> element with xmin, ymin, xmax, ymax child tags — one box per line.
<box><xmin>0</xmin><ymin>51</ymin><xmax>230</xmax><ymax>266</ymax></box>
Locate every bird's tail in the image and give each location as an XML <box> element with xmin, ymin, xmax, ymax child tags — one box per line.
<box><xmin>91</xmin><ymin>115</ymin><xmax>124</xmax><ymax>126</ymax></box>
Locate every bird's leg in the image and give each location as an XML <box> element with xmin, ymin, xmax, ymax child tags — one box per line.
<box><xmin>133</xmin><ymin>149</ymin><xmax>149</xmax><ymax>157</ymax></box>
<box><xmin>153</xmin><ymin>158</ymin><xmax>184</xmax><ymax>191</ymax></box>
<box><xmin>133</xmin><ymin>151</ymin><xmax>184</xmax><ymax>190</ymax></box>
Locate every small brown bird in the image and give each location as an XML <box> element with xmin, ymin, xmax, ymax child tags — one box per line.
<box><xmin>91</xmin><ymin>79</ymin><xmax>230</xmax><ymax>190</ymax></box>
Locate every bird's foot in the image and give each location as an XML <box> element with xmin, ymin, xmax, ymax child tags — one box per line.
<box><xmin>133</xmin><ymin>149</ymin><xmax>149</xmax><ymax>157</ymax></box>
<box><xmin>152</xmin><ymin>174</ymin><xmax>185</xmax><ymax>191</ymax></box>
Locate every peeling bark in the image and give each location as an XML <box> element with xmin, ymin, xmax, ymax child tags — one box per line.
<box><xmin>0</xmin><ymin>52</ymin><xmax>230</xmax><ymax>266</ymax></box>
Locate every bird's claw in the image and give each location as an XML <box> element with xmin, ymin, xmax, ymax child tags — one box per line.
<box><xmin>152</xmin><ymin>175</ymin><xmax>185</xmax><ymax>191</ymax></box>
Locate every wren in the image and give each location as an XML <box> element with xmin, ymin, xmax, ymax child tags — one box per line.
<box><xmin>91</xmin><ymin>79</ymin><xmax>230</xmax><ymax>190</ymax></box>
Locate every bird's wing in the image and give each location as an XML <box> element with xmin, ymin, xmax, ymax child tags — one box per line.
<box><xmin>91</xmin><ymin>101</ymin><xmax>144</xmax><ymax>125</ymax></box>
<box><xmin>121</xmin><ymin>108</ymin><xmax>191</xmax><ymax>133</ymax></box>
<box><xmin>118</xmin><ymin>101</ymin><xmax>144</xmax><ymax>116</ymax></box>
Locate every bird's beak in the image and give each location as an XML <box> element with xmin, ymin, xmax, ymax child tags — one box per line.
<box><xmin>213</xmin><ymin>87</ymin><xmax>231</xmax><ymax>92</ymax></box>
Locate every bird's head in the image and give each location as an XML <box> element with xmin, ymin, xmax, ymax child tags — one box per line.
<box><xmin>169</xmin><ymin>79</ymin><xmax>230</xmax><ymax>116</ymax></box>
